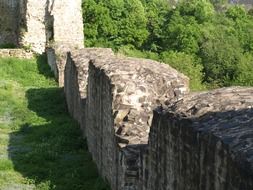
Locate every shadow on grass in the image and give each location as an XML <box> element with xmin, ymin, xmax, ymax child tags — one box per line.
<box><xmin>8</xmin><ymin>87</ymin><xmax>110</xmax><ymax>190</ymax></box>
<box><xmin>36</xmin><ymin>54</ymin><xmax>55</xmax><ymax>79</ymax></box>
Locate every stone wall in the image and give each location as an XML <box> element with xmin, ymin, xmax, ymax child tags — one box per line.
<box><xmin>0</xmin><ymin>49</ymin><xmax>33</xmax><ymax>59</ymax></box>
<box><xmin>64</xmin><ymin>48</ymin><xmax>114</xmax><ymax>133</ymax></box>
<box><xmin>0</xmin><ymin>0</ymin><xmax>19</xmax><ymax>46</ymax></box>
<box><xmin>86</xmin><ymin>56</ymin><xmax>189</xmax><ymax>190</ymax></box>
<box><xmin>21</xmin><ymin>0</ymin><xmax>84</xmax><ymax>54</ymax></box>
<box><xmin>45</xmin><ymin>0</ymin><xmax>84</xmax><ymax>87</ymax></box>
<box><xmin>19</xmin><ymin>0</ymin><xmax>48</xmax><ymax>54</ymax></box>
<box><xmin>1</xmin><ymin>0</ymin><xmax>252</xmax><ymax>189</ymax></box>
<box><xmin>64</xmin><ymin>48</ymin><xmax>189</xmax><ymax>190</ymax></box>
<box><xmin>20</xmin><ymin>0</ymin><xmax>85</xmax><ymax>85</ymax></box>
<box><xmin>148</xmin><ymin>87</ymin><xmax>253</xmax><ymax>190</ymax></box>
<box><xmin>49</xmin><ymin>0</ymin><xmax>84</xmax><ymax>48</ymax></box>
<box><xmin>64</xmin><ymin>48</ymin><xmax>253</xmax><ymax>190</ymax></box>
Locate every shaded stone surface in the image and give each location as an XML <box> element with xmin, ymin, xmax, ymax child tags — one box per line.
<box><xmin>64</xmin><ymin>48</ymin><xmax>189</xmax><ymax>190</ymax></box>
<box><xmin>148</xmin><ymin>87</ymin><xmax>253</xmax><ymax>190</ymax></box>
<box><xmin>64</xmin><ymin>48</ymin><xmax>114</xmax><ymax>133</ymax></box>
<box><xmin>62</xmin><ymin>48</ymin><xmax>253</xmax><ymax>190</ymax></box>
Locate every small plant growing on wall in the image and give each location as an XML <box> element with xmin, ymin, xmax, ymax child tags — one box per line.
<box><xmin>18</xmin><ymin>26</ymin><xmax>27</xmax><ymax>43</ymax></box>
<box><xmin>23</xmin><ymin>44</ymin><xmax>32</xmax><ymax>52</ymax></box>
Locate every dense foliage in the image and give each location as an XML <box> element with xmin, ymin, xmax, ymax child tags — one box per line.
<box><xmin>82</xmin><ymin>0</ymin><xmax>253</xmax><ymax>90</ymax></box>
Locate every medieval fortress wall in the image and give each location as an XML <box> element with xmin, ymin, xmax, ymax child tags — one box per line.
<box><xmin>0</xmin><ymin>1</ymin><xmax>253</xmax><ymax>190</ymax></box>
<box><xmin>65</xmin><ymin>49</ymin><xmax>253</xmax><ymax>190</ymax></box>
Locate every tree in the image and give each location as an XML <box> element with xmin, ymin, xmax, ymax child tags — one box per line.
<box><xmin>117</xmin><ymin>0</ymin><xmax>148</xmax><ymax>48</ymax></box>
<box><xmin>82</xmin><ymin>0</ymin><xmax>99</xmax><ymax>46</ymax></box>
<box><xmin>200</xmin><ymin>32</ymin><xmax>243</xmax><ymax>86</ymax></box>
<box><xmin>178</xmin><ymin>0</ymin><xmax>215</xmax><ymax>23</ymax></box>
<box><xmin>249</xmin><ymin>8</ymin><xmax>253</xmax><ymax>16</ymax></box>
<box><xmin>233</xmin><ymin>52</ymin><xmax>253</xmax><ymax>86</ymax></box>
<box><xmin>161</xmin><ymin>51</ymin><xmax>205</xmax><ymax>91</ymax></box>
<box><xmin>161</xmin><ymin>10</ymin><xmax>202</xmax><ymax>54</ymax></box>
<box><xmin>226</xmin><ymin>5</ymin><xmax>247</xmax><ymax>20</ymax></box>
<box><xmin>225</xmin><ymin>6</ymin><xmax>253</xmax><ymax>52</ymax></box>
<box><xmin>82</xmin><ymin>0</ymin><xmax>253</xmax><ymax>89</ymax></box>
<box><xmin>209</xmin><ymin>0</ymin><xmax>228</xmax><ymax>11</ymax></box>
<box><xmin>82</xmin><ymin>0</ymin><xmax>148</xmax><ymax>48</ymax></box>
<box><xmin>142</xmin><ymin>0</ymin><xmax>170</xmax><ymax>51</ymax></box>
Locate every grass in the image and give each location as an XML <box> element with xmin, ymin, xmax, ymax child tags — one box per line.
<box><xmin>0</xmin><ymin>56</ymin><xmax>110</xmax><ymax>190</ymax></box>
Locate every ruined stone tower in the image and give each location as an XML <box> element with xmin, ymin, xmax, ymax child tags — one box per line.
<box><xmin>0</xmin><ymin>0</ymin><xmax>84</xmax><ymax>53</ymax></box>
<box><xmin>0</xmin><ymin>0</ymin><xmax>84</xmax><ymax>86</ymax></box>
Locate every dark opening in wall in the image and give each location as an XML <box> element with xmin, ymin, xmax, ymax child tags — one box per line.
<box><xmin>45</xmin><ymin>0</ymin><xmax>55</xmax><ymax>45</ymax></box>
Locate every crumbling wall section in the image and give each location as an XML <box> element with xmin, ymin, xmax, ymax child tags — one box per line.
<box><xmin>19</xmin><ymin>0</ymin><xmax>48</xmax><ymax>54</ymax></box>
<box><xmin>0</xmin><ymin>0</ymin><xmax>84</xmax><ymax>86</ymax></box>
<box><xmin>20</xmin><ymin>0</ymin><xmax>84</xmax><ymax>55</ymax></box>
<box><xmin>45</xmin><ymin>0</ymin><xmax>84</xmax><ymax>86</ymax></box>
<box><xmin>87</xmin><ymin>57</ymin><xmax>188</xmax><ymax>190</ymax></box>
<box><xmin>50</xmin><ymin>0</ymin><xmax>84</xmax><ymax>48</ymax></box>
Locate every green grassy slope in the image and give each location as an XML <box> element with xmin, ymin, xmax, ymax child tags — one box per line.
<box><xmin>0</xmin><ymin>56</ymin><xmax>109</xmax><ymax>190</ymax></box>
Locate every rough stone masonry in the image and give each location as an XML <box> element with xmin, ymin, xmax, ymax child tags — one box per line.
<box><xmin>1</xmin><ymin>1</ymin><xmax>253</xmax><ymax>189</ymax></box>
<box><xmin>85</xmin><ymin>54</ymin><xmax>189</xmax><ymax>190</ymax></box>
<box><xmin>64</xmin><ymin>48</ymin><xmax>253</xmax><ymax>190</ymax></box>
<box><xmin>64</xmin><ymin>48</ymin><xmax>114</xmax><ymax>134</ymax></box>
<box><xmin>64</xmin><ymin>49</ymin><xmax>189</xmax><ymax>190</ymax></box>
